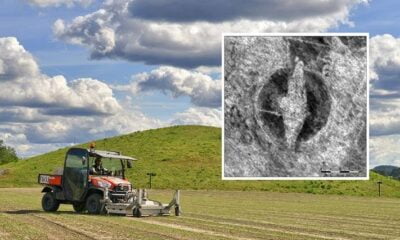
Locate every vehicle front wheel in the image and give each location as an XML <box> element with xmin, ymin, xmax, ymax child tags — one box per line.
<box><xmin>133</xmin><ymin>207</ymin><xmax>141</xmax><ymax>217</ymax></box>
<box><xmin>86</xmin><ymin>193</ymin><xmax>105</xmax><ymax>214</ymax></box>
<box><xmin>72</xmin><ymin>202</ymin><xmax>86</xmax><ymax>213</ymax></box>
<box><xmin>175</xmin><ymin>206</ymin><xmax>180</xmax><ymax>216</ymax></box>
<box><xmin>42</xmin><ymin>192</ymin><xmax>60</xmax><ymax>212</ymax></box>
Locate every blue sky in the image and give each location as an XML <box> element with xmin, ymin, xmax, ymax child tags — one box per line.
<box><xmin>338</xmin><ymin>0</ymin><xmax>400</xmax><ymax>35</ymax></box>
<box><xmin>0</xmin><ymin>0</ymin><xmax>400</xmax><ymax>168</ymax></box>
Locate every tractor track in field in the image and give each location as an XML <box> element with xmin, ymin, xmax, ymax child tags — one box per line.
<box><xmin>129</xmin><ymin>217</ymin><xmax>258</xmax><ymax>240</ymax></box>
<box><xmin>98</xmin><ymin>217</ymin><xmax>195</xmax><ymax>240</ymax></box>
<box><xmin>151</xmin><ymin>216</ymin><xmax>319</xmax><ymax>240</ymax></box>
<box><xmin>183</xmin><ymin>213</ymin><xmax>392</xmax><ymax>240</ymax></box>
<box><xmin>212</xmin><ymin>212</ymin><xmax>399</xmax><ymax>239</ymax></box>
<box><xmin>0</xmin><ymin>211</ymin><xmax>98</xmax><ymax>240</ymax></box>
<box><xmin>193</xmin><ymin>203</ymin><xmax>400</xmax><ymax>231</ymax></box>
<box><xmin>205</xmin><ymin>200</ymin><xmax>400</xmax><ymax>222</ymax></box>
<box><xmin>29</xmin><ymin>214</ymin><xmax>100</xmax><ymax>240</ymax></box>
<box><xmin>253</xmin><ymin>208</ymin><xmax>400</xmax><ymax>227</ymax></box>
<box><xmin>126</xmin><ymin>225</ymin><xmax>193</xmax><ymax>240</ymax></box>
<box><xmin>36</xmin><ymin>213</ymin><xmax>194</xmax><ymax>240</ymax></box>
<box><xmin>174</xmin><ymin>216</ymin><xmax>350</xmax><ymax>240</ymax></box>
<box><xmin>198</xmin><ymin>213</ymin><xmax>396</xmax><ymax>239</ymax></box>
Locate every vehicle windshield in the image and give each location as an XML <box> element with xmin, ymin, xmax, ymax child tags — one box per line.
<box><xmin>89</xmin><ymin>156</ymin><xmax>124</xmax><ymax>177</ymax></box>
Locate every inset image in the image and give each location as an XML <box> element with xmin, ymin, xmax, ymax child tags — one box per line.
<box><xmin>223</xmin><ymin>34</ymin><xmax>368</xmax><ymax>179</ymax></box>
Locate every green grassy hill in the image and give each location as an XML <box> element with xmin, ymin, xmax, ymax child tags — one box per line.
<box><xmin>1</xmin><ymin>125</ymin><xmax>399</xmax><ymax>197</ymax></box>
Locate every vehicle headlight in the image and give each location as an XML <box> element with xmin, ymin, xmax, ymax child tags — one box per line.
<box><xmin>97</xmin><ymin>181</ymin><xmax>111</xmax><ymax>188</ymax></box>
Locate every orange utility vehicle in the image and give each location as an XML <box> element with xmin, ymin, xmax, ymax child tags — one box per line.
<box><xmin>38</xmin><ymin>146</ymin><xmax>180</xmax><ymax>217</ymax></box>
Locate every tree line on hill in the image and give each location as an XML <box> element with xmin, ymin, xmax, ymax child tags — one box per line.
<box><xmin>372</xmin><ymin>165</ymin><xmax>400</xmax><ymax>180</ymax></box>
<box><xmin>0</xmin><ymin>140</ymin><xmax>18</xmax><ymax>165</ymax></box>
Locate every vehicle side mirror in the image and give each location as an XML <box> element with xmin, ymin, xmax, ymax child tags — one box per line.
<box><xmin>127</xmin><ymin>160</ymin><xmax>132</xmax><ymax>168</ymax></box>
<box><xmin>82</xmin><ymin>157</ymin><xmax>87</xmax><ymax>165</ymax></box>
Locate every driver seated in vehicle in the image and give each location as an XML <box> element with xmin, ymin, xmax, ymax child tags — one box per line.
<box><xmin>90</xmin><ymin>157</ymin><xmax>110</xmax><ymax>175</ymax></box>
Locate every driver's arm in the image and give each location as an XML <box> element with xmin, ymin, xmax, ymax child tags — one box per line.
<box><xmin>102</xmin><ymin>167</ymin><xmax>111</xmax><ymax>175</ymax></box>
<box><xmin>90</xmin><ymin>166</ymin><xmax>98</xmax><ymax>175</ymax></box>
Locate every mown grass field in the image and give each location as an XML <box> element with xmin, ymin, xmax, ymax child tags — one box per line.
<box><xmin>1</xmin><ymin>125</ymin><xmax>400</xmax><ymax>197</ymax></box>
<box><xmin>0</xmin><ymin>188</ymin><xmax>399</xmax><ymax>240</ymax></box>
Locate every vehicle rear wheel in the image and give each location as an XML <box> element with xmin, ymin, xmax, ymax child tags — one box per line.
<box><xmin>86</xmin><ymin>193</ymin><xmax>105</xmax><ymax>214</ymax></box>
<box><xmin>42</xmin><ymin>192</ymin><xmax>60</xmax><ymax>212</ymax></box>
<box><xmin>72</xmin><ymin>202</ymin><xmax>86</xmax><ymax>213</ymax></box>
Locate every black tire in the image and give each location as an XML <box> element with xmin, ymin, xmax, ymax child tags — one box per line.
<box><xmin>72</xmin><ymin>202</ymin><xmax>86</xmax><ymax>213</ymax></box>
<box><xmin>174</xmin><ymin>206</ymin><xmax>180</xmax><ymax>216</ymax></box>
<box><xmin>42</xmin><ymin>192</ymin><xmax>60</xmax><ymax>212</ymax></box>
<box><xmin>85</xmin><ymin>193</ymin><xmax>105</xmax><ymax>214</ymax></box>
<box><xmin>133</xmin><ymin>207</ymin><xmax>141</xmax><ymax>217</ymax></box>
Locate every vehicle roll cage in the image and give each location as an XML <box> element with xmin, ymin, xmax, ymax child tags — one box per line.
<box><xmin>65</xmin><ymin>147</ymin><xmax>137</xmax><ymax>178</ymax></box>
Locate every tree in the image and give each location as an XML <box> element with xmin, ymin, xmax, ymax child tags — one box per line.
<box><xmin>0</xmin><ymin>140</ymin><xmax>18</xmax><ymax>165</ymax></box>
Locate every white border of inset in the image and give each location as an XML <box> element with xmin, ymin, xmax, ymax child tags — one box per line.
<box><xmin>221</xmin><ymin>32</ymin><xmax>369</xmax><ymax>180</ymax></box>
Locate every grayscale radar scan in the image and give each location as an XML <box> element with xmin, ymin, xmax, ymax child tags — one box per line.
<box><xmin>223</xmin><ymin>34</ymin><xmax>368</xmax><ymax>179</ymax></box>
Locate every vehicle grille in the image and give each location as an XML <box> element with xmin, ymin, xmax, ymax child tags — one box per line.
<box><xmin>116</xmin><ymin>184</ymin><xmax>130</xmax><ymax>192</ymax></box>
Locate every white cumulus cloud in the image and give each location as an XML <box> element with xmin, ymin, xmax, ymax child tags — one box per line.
<box><xmin>27</xmin><ymin>0</ymin><xmax>93</xmax><ymax>8</ymax></box>
<box><xmin>0</xmin><ymin>37</ymin><xmax>121</xmax><ymax>116</ymax></box>
<box><xmin>369</xmin><ymin>34</ymin><xmax>400</xmax><ymax>138</ymax></box>
<box><xmin>0</xmin><ymin>107</ymin><xmax>46</xmax><ymax>123</ymax></box>
<box><xmin>370</xmin><ymin>135</ymin><xmax>400</xmax><ymax>167</ymax></box>
<box><xmin>367</xmin><ymin>34</ymin><xmax>400</xmax><ymax>168</ymax></box>
<box><xmin>370</xmin><ymin>34</ymin><xmax>400</xmax><ymax>82</ymax></box>
<box><xmin>53</xmin><ymin>0</ymin><xmax>365</xmax><ymax>68</ymax></box>
<box><xmin>171</xmin><ymin>107</ymin><xmax>221</xmax><ymax>127</ymax></box>
<box><xmin>114</xmin><ymin>67</ymin><xmax>221</xmax><ymax>108</ymax></box>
